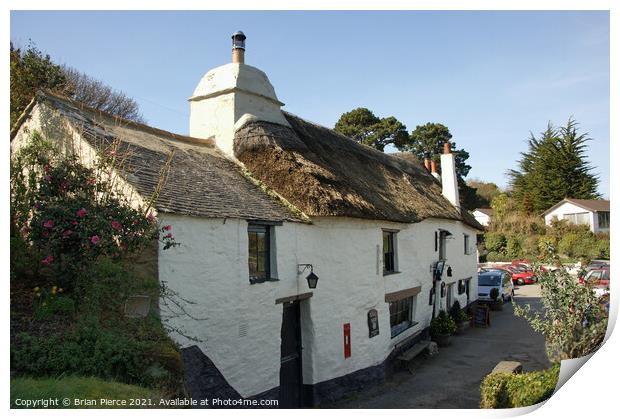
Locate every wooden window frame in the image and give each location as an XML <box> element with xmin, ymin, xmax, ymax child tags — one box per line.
<box><xmin>389</xmin><ymin>296</ymin><xmax>417</xmax><ymax>338</ymax></box>
<box><xmin>248</xmin><ymin>223</ymin><xmax>277</xmax><ymax>284</ymax></box>
<box><xmin>382</xmin><ymin>230</ymin><xmax>399</xmax><ymax>275</ymax></box>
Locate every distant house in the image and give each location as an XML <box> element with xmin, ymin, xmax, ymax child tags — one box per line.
<box><xmin>543</xmin><ymin>198</ymin><xmax>610</xmax><ymax>233</ymax></box>
<box><xmin>472</xmin><ymin>208</ymin><xmax>494</xmax><ymax>227</ymax></box>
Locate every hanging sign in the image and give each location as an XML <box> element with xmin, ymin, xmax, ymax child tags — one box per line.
<box><xmin>368</xmin><ymin>309</ymin><xmax>379</xmax><ymax>338</ymax></box>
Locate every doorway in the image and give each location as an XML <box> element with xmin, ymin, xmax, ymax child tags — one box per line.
<box><xmin>279</xmin><ymin>301</ymin><xmax>303</xmax><ymax>408</ymax></box>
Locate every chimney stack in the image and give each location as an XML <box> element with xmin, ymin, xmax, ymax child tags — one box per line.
<box><xmin>232</xmin><ymin>31</ymin><xmax>246</xmax><ymax>64</ymax></box>
<box><xmin>424</xmin><ymin>157</ymin><xmax>431</xmax><ymax>171</ymax></box>
<box><xmin>430</xmin><ymin>159</ymin><xmax>441</xmax><ymax>181</ymax></box>
<box><xmin>440</xmin><ymin>141</ymin><xmax>460</xmax><ymax>209</ymax></box>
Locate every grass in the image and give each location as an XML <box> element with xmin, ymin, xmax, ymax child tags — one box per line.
<box><xmin>11</xmin><ymin>376</ymin><xmax>163</xmax><ymax>409</ymax></box>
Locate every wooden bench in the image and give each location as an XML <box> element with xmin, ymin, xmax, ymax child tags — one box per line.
<box><xmin>396</xmin><ymin>340</ymin><xmax>432</xmax><ymax>374</ymax></box>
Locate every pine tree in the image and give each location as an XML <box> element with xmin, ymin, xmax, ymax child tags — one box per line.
<box><xmin>508</xmin><ymin>119</ymin><xmax>599</xmax><ymax>213</ymax></box>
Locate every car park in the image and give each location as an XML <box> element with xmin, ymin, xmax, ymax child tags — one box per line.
<box><xmin>478</xmin><ymin>271</ymin><xmax>515</xmax><ymax>304</ymax></box>
<box><xmin>491</xmin><ymin>265</ymin><xmax>537</xmax><ymax>285</ymax></box>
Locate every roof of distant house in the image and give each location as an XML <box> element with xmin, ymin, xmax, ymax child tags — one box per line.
<box><xmin>14</xmin><ymin>91</ymin><xmax>304</xmax><ymax>223</ymax></box>
<box><xmin>474</xmin><ymin>208</ymin><xmax>495</xmax><ymax>216</ymax></box>
<box><xmin>234</xmin><ymin>116</ymin><xmax>483</xmax><ymax>230</ymax></box>
<box><xmin>543</xmin><ymin>198</ymin><xmax>610</xmax><ymax>216</ymax></box>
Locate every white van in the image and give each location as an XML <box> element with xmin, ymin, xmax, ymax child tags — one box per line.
<box><xmin>478</xmin><ymin>271</ymin><xmax>515</xmax><ymax>303</ymax></box>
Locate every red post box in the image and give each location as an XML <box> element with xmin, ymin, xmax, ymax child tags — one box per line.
<box><xmin>343</xmin><ymin>323</ymin><xmax>351</xmax><ymax>359</ymax></box>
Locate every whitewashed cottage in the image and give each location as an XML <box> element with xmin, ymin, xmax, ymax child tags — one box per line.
<box><xmin>10</xmin><ymin>32</ymin><xmax>482</xmax><ymax>407</ymax></box>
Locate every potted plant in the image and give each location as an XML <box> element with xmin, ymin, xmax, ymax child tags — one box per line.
<box><xmin>430</xmin><ymin>310</ymin><xmax>457</xmax><ymax>347</ymax></box>
<box><xmin>449</xmin><ymin>301</ymin><xmax>470</xmax><ymax>334</ymax></box>
<box><xmin>489</xmin><ymin>287</ymin><xmax>503</xmax><ymax>311</ymax></box>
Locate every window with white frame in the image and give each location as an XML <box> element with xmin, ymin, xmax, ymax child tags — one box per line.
<box><xmin>389</xmin><ymin>296</ymin><xmax>417</xmax><ymax>337</ymax></box>
<box><xmin>598</xmin><ymin>212</ymin><xmax>610</xmax><ymax>229</ymax></box>
<box><xmin>464</xmin><ymin>234</ymin><xmax>471</xmax><ymax>255</ymax></box>
<box><xmin>564</xmin><ymin>212</ymin><xmax>590</xmax><ymax>226</ymax></box>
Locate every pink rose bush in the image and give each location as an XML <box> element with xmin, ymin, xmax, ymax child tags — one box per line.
<box><xmin>10</xmin><ymin>133</ymin><xmax>179</xmax><ymax>286</ymax></box>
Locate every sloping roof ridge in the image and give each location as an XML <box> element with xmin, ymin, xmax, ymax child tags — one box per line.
<box><xmin>542</xmin><ymin>197</ymin><xmax>609</xmax><ymax>215</ymax></box>
<box><xmin>34</xmin><ymin>90</ymin><xmax>216</xmax><ymax>149</ymax></box>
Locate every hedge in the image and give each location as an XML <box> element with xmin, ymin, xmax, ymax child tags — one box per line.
<box><xmin>480</xmin><ymin>364</ymin><xmax>560</xmax><ymax>408</ymax></box>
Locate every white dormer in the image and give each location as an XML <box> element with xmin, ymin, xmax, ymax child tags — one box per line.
<box><xmin>189</xmin><ymin>31</ymin><xmax>290</xmax><ymax>158</ymax></box>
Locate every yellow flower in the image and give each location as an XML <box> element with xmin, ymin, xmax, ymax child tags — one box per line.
<box><xmin>58</xmin><ymin>288</ymin><xmax>63</xmax><ymax>293</ymax></box>
<box><xmin>33</xmin><ymin>287</ymin><xmax>40</xmax><ymax>292</ymax></box>
<box><xmin>52</xmin><ymin>286</ymin><xmax>57</xmax><ymax>291</ymax></box>
<box><xmin>51</xmin><ymin>289</ymin><xmax>56</xmax><ymax>295</ymax></box>
<box><xmin>36</xmin><ymin>292</ymin><xmax>41</xmax><ymax>297</ymax></box>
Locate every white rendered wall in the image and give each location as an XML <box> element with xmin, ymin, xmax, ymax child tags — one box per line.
<box><xmin>544</xmin><ymin>202</ymin><xmax>595</xmax><ymax>232</ymax></box>
<box><xmin>158</xmin><ymin>214</ymin><xmax>479</xmax><ymax>397</ymax></box>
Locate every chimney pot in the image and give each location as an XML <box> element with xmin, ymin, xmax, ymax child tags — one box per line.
<box><xmin>443</xmin><ymin>142</ymin><xmax>451</xmax><ymax>154</ymax></box>
<box><xmin>232</xmin><ymin>31</ymin><xmax>246</xmax><ymax>64</ymax></box>
<box><xmin>431</xmin><ymin>160</ymin><xmax>437</xmax><ymax>173</ymax></box>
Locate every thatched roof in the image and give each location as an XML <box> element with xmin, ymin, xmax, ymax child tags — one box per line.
<box><xmin>16</xmin><ymin>92</ymin><xmax>303</xmax><ymax>223</ymax></box>
<box><xmin>234</xmin><ymin>114</ymin><xmax>483</xmax><ymax>230</ymax></box>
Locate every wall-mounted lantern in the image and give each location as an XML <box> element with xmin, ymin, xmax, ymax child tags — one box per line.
<box><xmin>298</xmin><ymin>264</ymin><xmax>319</xmax><ymax>289</ymax></box>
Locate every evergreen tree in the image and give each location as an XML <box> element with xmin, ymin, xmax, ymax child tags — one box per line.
<box><xmin>508</xmin><ymin>119</ymin><xmax>599</xmax><ymax>213</ymax></box>
<box><xmin>334</xmin><ymin>108</ymin><xmax>408</xmax><ymax>151</ymax></box>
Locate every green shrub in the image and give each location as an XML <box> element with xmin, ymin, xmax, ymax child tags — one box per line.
<box><xmin>449</xmin><ymin>301</ymin><xmax>469</xmax><ymax>323</ymax></box>
<box><xmin>505</xmin><ymin>236</ymin><xmax>523</xmax><ymax>259</ymax></box>
<box><xmin>485</xmin><ymin>232</ymin><xmax>507</xmax><ymax>253</ymax></box>
<box><xmin>430</xmin><ymin>310</ymin><xmax>457</xmax><ymax>336</ymax></box>
<box><xmin>11</xmin><ymin>376</ymin><xmax>161</xmax><ymax>408</ymax></box>
<box><xmin>480</xmin><ymin>364</ymin><xmax>560</xmax><ymax>408</ymax></box>
<box><xmin>486</xmin><ymin>251</ymin><xmax>506</xmax><ymax>262</ymax></box>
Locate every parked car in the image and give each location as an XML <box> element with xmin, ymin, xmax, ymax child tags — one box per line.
<box><xmin>492</xmin><ymin>265</ymin><xmax>537</xmax><ymax>285</ymax></box>
<box><xmin>478</xmin><ymin>271</ymin><xmax>515</xmax><ymax>304</ymax></box>
<box><xmin>512</xmin><ymin>260</ymin><xmax>551</xmax><ymax>273</ymax></box>
<box><xmin>579</xmin><ymin>267</ymin><xmax>610</xmax><ymax>297</ymax></box>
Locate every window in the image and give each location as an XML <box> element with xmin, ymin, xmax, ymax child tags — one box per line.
<box><xmin>564</xmin><ymin>212</ymin><xmax>590</xmax><ymax>226</ymax></box>
<box><xmin>248</xmin><ymin>224</ymin><xmax>272</xmax><ymax>283</ymax></box>
<box><xmin>383</xmin><ymin>230</ymin><xmax>398</xmax><ymax>274</ymax></box>
<box><xmin>389</xmin><ymin>296</ymin><xmax>416</xmax><ymax>338</ymax></box>
<box><xmin>438</xmin><ymin>231</ymin><xmax>447</xmax><ymax>260</ymax></box>
<box><xmin>464</xmin><ymin>234</ymin><xmax>471</xmax><ymax>255</ymax></box>
<box><xmin>598</xmin><ymin>212</ymin><xmax>610</xmax><ymax>229</ymax></box>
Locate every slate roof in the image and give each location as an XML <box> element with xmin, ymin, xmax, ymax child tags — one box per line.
<box><xmin>234</xmin><ymin>114</ymin><xmax>484</xmax><ymax>230</ymax></box>
<box><xmin>18</xmin><ymin>92</ymin><xmax>303</xmax><ymax>222</ymax></box>
<box><xmin>543</xmin><ymin>198</ymin><xmax>610</xmax><ymax>215</ymax></box>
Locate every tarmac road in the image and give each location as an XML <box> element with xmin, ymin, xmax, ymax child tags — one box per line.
<box><xmin>328</xmin><ymin>284</ymin><xmax>549</xmax><ymax>409</ymax></box>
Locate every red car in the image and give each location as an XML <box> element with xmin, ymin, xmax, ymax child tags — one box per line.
<box><xmin>512</xmin><ymin>260</ymin><xmax>550</xmax><ymax>273</ymax></box>
<box><xmin>578</xmin><ymin>268</ymin><xmax>610</xmax><ymax>287</ymax></box>
<box><xmin>493</xmin><ymin>265</ymin><xmax>537</xmax><ymax>285</ymax></box>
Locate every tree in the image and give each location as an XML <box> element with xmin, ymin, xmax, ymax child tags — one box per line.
<box><xmin>10</xmin><ymin>42</ymin><xmax>67</xmax><ymax>128</ymax></box>
<box><xmin>334</xmin><ymin>108</ymin><xmax>408</xmax><ymax>151</ymax></box>
<box><xmin>10</xmin><ymin>42</ymin><xmax>144</xmax><ymax>129</ymax></box>
<box><xmin>62</xmin><ymin>66</ymin><xmax>144</xmax><ymax>122</ymax></box>
<box><xmin>398</xmin><ymin>122</ymin><xmax>471</xmax><ymax>179</ymax></box>
<box><xmin>508</xmin><ymin>119</ymin><xmax>599</xmax><ymax>213</ymax></box>
<box><xmin>466</xmin><ymin>179</ymin><xmax>502</xmax><ymax>208</ymax></box>
<box><xmin>514</xmin><ymin>262</ymin><xmax>607</xmax><ymax>362</ymax></box>
<box><xmin>397</xmin><ymin>122</ymin><xmax>475</xmax><ymax>208</ymax></box>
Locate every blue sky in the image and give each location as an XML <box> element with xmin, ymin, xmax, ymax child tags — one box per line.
<box><xmin>10</xmin><ymin>10</ymin><xmax>610</xmax><ymax>197</ymax></box>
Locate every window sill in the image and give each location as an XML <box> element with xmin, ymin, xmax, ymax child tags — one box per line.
<box><xmin>390</xmin><ymin>321</ymin><xmax>419</xmax><ymax>339</ymax></box>
<box><xmin>249</xmin><ymin>277</ymin><xmax>279</xmax><ymax>285</ymax></box>
<box><xmin>383</xmin><ymin>271</ymin><xmax>402</xmax><ymax>277</ymax></box>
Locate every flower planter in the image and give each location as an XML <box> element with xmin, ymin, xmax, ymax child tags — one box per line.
<box><xmin>455</xmin><ymin>320</ymin><xmax>470</xmax><ymax>334</ymax></box>
<box><xmin>432</xmin><ymin>333</ymin><xmax>452</xmax><ymax>347</ymax></box>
